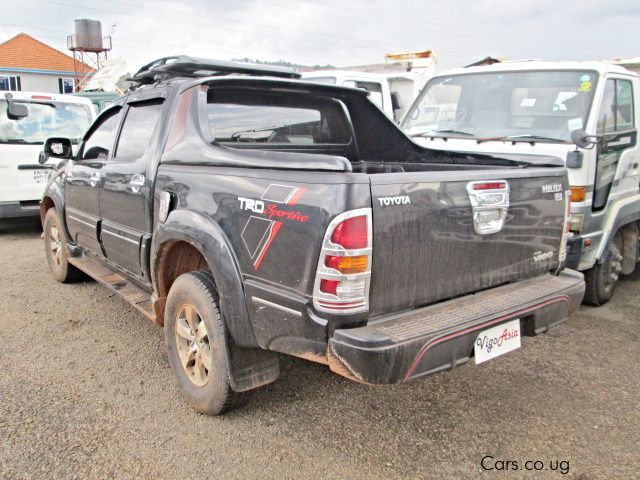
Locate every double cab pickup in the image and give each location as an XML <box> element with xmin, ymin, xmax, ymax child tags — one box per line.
<box><xmin>39</xmin><ymin>56</ymin><xmax>585</xmax><ymax>415</ymax></box>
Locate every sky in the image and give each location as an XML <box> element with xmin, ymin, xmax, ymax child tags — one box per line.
<box><xmin>1</xmin><ymin>0</ymin><xmax>638</xmax><ymax>73</ymax></box>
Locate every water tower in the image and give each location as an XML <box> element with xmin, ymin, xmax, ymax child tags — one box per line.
<box><xmin>67</xmin><ymin>19</ymin><xmax>112</xmax><ymax>91</ymax></box>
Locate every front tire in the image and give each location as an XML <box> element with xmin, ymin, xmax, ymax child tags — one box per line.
<box><xmin>164</xmin><ymin>270</ymin><xmax>249</xmax><ymax>415</ymax></box>
<box><xmin>583</xmin><ymin>240</ymin><xmax>623</xmax><ymax>306</ymax></box>
<box><xmin>43</xmin><ymin>208</ymin><xmax>82</xmax><ymax>283</ymax></box>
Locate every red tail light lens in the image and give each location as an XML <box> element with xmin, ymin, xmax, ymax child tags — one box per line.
<box><xmin>331</xmin><ymin>215</ymin><xmax>368</xmax><ymax>249</ymax></box>
<box><xmin>472</xmin><ymin>182</ymin><xmax>507</xmax><ymax>190</ymax></box>
<box><xmin>320</xmin><ymin>279</ymin><xmax>339</xmax><ymax>295</ymax></box>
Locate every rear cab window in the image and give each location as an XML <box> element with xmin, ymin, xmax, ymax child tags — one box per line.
<box><xmin>205</xmin><ymin>88</ymin><xmax>353</xmax><ymax>151</ymax></box>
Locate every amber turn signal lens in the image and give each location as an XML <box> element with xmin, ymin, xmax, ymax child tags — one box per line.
<box><xmin>325</xmin><ymin>255</ymin><xmax>368</xmax><ymax>274</ymax></box>
<box><xmin>570</xmin><ymin>186</ymin><xmax>586</xmax><ymax>202</ymax></box>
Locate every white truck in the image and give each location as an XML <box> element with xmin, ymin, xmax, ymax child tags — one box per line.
<box><xmin>401</xmin><ymin>61</ymin><xmax>640</xmax><ymax>305</ymax></box>
<box><xmin>302</xmin><ymin>50</ymin><xmax>437</xmax><ymax>122</ymax></box>
<box><xmin>0</xmin><ymin>92</ymin><xmax>94</xmax><ymax>218</ymax></box>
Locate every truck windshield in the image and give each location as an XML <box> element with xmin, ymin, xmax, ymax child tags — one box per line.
<box><xmin>0</xmin><ymin>100</ymin><xmax>93</xmax><ymax>144</ymax></box>
<box><xmin>402</xmin><ymin>70</ymin><xmax>598</xmax><ymax>142</ymax></box>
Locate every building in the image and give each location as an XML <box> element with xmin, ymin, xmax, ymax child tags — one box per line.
<box><xmin>0</xmin><ymin>33</ymin><xmax>92</xmax><ymax>93</ymax></box>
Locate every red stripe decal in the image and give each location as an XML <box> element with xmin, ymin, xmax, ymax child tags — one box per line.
<box><xmin>402</xmin><ymin>296</ymin><xmax>572</xmax><ymax>382</ymax></box>
<box><xmin>287</xmin><ymin>187</ymin><xmax>307</xmax><ymax>206</ymax></box>
<box><xmin>254</xmin><ymin>221</ymin><xmax>282</xmax><ymax>270</ymax></box>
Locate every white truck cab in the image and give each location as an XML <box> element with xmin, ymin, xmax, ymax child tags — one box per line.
<box><xmin>301</xmin><ymin>70</ymin><xmax>427</xmax><ymax>122</ymax></box>
<box><xmin>401</xmin><ymin>61</ymin><xmax>640</xmax><ymax>305</ymax></box>
<box><xmin>0</xmin><ymin>91</ymin><xmax>94</xmax><ymax>218</ymax></box>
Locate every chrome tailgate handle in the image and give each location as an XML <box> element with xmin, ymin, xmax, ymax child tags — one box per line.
<box><xmin>466</xmin><ymin>180</ymin><xmax>510</xmax><ymax>235</ymax></box>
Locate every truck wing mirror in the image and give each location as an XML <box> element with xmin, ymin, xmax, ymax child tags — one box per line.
<box><xmin>571</xmin><ymin>128</ymin><xmax>599</xmax><ymax>149</ymax></box>
<box><xmin>5</xmin><ymin>93</ymin><xmax>28</xmax><ymax>120</ymax></box>
<box><xmin>40</xmin><ymin>137</ymin><xmax>74</xmax><ymax>164</ymax></box>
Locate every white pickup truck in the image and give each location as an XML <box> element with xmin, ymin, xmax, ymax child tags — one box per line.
<box><xmin>0</xmin><ymin>91</ymin><xmax>94</xmax><ymax>219</ymax></box>
<box><xmin>402</xmin><ymin>61</ymin><xmax>640</xmax><ymax>305</ymax></box>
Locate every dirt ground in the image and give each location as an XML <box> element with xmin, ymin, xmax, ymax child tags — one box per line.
<box><xmin>1</xmin><ymin>217</ymin><xmax>638</xmax><ymax>479</ymax></box>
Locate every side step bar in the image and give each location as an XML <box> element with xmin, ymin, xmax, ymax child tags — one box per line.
<box><xmin>68</xmin><ymin>255</ymin><xmax>156</xmax><ymax>322</ymax></box>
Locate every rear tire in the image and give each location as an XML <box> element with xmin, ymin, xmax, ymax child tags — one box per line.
<box><xmin>43</xmin><ymin>208</ymin><xmax>82</xmax><ymax>283</ymax></box>
<box><xmin>583</xmin><ymin>241</ymin><xmax>622</xmax><ymax>306</ymax></box>
<box><xmin>164</xmin><ymin>270</ymin><xmax>250</xmax><ymax>415</ymax></box>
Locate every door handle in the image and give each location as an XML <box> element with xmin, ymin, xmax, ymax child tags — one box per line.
<box><xmin>89</xmin><ymin>172</ymin><xmax>101</xmax><ymax>187</ymax></box>
<box><xmin>129</xmin><ymin>174</ymin><xmax>146</xmax><ymax>193</ymax></box>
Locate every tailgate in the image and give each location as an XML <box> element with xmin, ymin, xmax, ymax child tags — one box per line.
<box><xmin>368</xmin><ymin>168</ymin><xmax>568</xmax><ymax>317</ymax></box>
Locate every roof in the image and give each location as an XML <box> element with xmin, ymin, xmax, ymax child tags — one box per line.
<box><xmin>609</xmin><ymin>57</ymin><xmax>640</xmax><ymax>67</ymax></box>
<box><xmin>0</xmin><ymin>33</ymin><xmax>92</xmax><ymax>75</ymax></box>
<box><xmin>435</xmin><ymin>60</ymin><xmax>637</xmax><ymax>78</ymax></box>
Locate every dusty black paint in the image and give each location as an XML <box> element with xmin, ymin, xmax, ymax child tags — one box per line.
<box><xmin>41</xmin><ymin>70</ymin><xmax>584</xmax><ymax>391</ymax></box>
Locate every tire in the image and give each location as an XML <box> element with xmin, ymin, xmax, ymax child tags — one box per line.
<box><xmin>583</xmin><ymin>240</ymin><xmax>623</xmax><ymax>306</ymax></box>
<box><xmin>164</xmin><ymin>270</ymin><xmax>250</xmax><ymax>415</ymax></box>
<box><xmin>43</xmin><ymin>208</ymin><xmax>83</xmax><ymax>283</ymax></box>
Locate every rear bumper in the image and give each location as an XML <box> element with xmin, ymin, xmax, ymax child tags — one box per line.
<box><xmin>0</xmin><ymin>201</ymin><xmax>40</xmax><ymax>219</ymax></box>
<box><xmin>327</xmin><ymin>269</ymin><xmax>585</xmax><ymax>384</ymax></box>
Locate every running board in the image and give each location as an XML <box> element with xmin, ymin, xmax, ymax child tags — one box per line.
<box><xmin>68</xmin><ymin>255</ymin><xmax>156</xmax><ymax>322</ymax></box>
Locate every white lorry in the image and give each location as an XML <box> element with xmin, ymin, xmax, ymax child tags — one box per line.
<box><xmin>401</xmin><ymin>61</ymin><xmax>640</xmax><ymax>305</ymax></box>
<box><xmin>0</xmin><ymin>92</ymin><xmax>94</xmax><ymax>218</ymax></box>
<box><xmin>302</xmin><ymin>50</ymin><xmax>437</xmax><ymax>122</ymax></box>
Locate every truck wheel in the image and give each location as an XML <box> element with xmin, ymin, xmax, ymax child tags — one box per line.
<box><xmin>583</xmin><ymin>241</ymin><xmax>623</xmax><ymax>306</ymax></box>
<box><xmin>164</xmin><ymin>270</ymin><xmax>250</xmax><ymax>415</ymax></box>
<box><xmin>43</xmin><ymin>208</ymin><xmax>82</xmax><ymax>283</ymax></box>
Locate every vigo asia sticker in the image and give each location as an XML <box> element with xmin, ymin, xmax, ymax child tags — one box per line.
<box><xmin>474</xmin><ymin>319</ymin><xmax>521</xmax><ymax>364</ymax></box>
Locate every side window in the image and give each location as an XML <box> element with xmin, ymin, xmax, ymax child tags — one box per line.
<box><xmin>597</xmin><ymin>79</ymin><xmax>635</xmax><ymax>134</ymax></box>
<box><xmin>597</xmin><ymin>80</ymin><xmax>616</xmax><ymax>134</ymax></box>
<box><xmin>344</xmin><ymin>80</ymin><xmax>384</xmax><ymax>110</ymax></box>
<box><xmin>81</xmin><ymin>108</ymin><xmax>121</xmax><ymax>160</ymax></box>
<box><xmin>114</xmin><ymin>100</ymin><xmax>164</xmax><ymax>158</ymax></box>
<box><xmin>616</xmin><ymin>80</ymin><xmax>634</xmax><ymax>131</ymax></box>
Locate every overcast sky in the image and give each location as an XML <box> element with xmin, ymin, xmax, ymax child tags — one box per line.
<box><xmin>1</xmin><ymin>0</ymin><xmax>638</xmax><ymax>73</ymax></box>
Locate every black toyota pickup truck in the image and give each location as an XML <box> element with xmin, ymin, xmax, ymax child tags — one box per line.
<box><xmin>39</xmin><ymin>56</ymin><xmax>585</xmax><ymax>415</ymax></box>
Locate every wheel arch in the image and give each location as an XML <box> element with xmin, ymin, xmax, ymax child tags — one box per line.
<box><xmin>151</xmin><ymin>209</ymin><xmax>258</xmax><ymax>348</ymax></box>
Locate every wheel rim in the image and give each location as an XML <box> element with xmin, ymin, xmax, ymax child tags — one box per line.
<box><xmin>175</xmin><ymin>303</ymin><xmax>212</xmax><ymax>387</ymax></box>
<box><xmin>49</xmin><ymin>224</ymin><xmax>63</xmax><ymax>268</ymax></box>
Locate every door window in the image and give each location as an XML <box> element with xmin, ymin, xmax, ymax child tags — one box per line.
<box><xmin>81</xmin><ymin>108</ymin><xmax>121</xmax><ymax>160</ymax></box>
<box><xmin>597</xmin><ymin>79</ymin><xmax>635</xmax><ymax>133</ymax></box>
<box><xmin>114</xmin><ymin>100</ymin><xmax>164</xmax><ymax>158</ymax></box>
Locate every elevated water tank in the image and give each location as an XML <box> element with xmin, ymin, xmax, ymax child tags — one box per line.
<box><xmin>74</xmin><ymin>19</ymin><xmax>103</xmax><ymax>52</ymax></box>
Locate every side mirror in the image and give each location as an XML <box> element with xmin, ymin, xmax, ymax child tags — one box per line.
<box><xmin>571</xmin><ymin>128</ymin><xmax>599</xmax><ymax>149</ymax></box>
<box><xmin>40</xmin><ymin>137</ymin><xmax>74</xmax><ymax>164</ymax></box>
<box><xmin>390</xmin><ymin>91</ymin><xmax>402</xmax><ymax>111</ymax></box>
<box><xmin>566</xmin><ymin>150</ymin><xmax>584</xmax><ymax>169</ymax></box>
<box><xmin>5</xmin><ymin>93</ymin><xmax>28</xmax><ymax>120</ymax></box>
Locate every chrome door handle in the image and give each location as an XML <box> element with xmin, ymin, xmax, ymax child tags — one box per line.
<box><xmin>89</xmin><ymin>172</ymin><xmax>101</xmax><ymax>187</ymax></box>
<box><xmin>129</xmin><ymin>174</ymin><xmax>146</xmax><ymax>193</ymax></box>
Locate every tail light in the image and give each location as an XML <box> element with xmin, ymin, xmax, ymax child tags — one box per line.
<box><xmin>559</xmin><ymin>190</ymin><xmax>571</xmax><ymax>263</ymax></box>
<box><xmin>313</xmin><ymin>208</ymin><xmax>372</xmax><ymax>313</ymax></box>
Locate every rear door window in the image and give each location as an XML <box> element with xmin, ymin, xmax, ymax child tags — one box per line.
<box><xmin>207</xmin><ymin>89</ymin><xmax>351</xmax><ymax>146</ymax></box>
<box><xmin>114</xmin><ymin>99</ymin><xmax>164</xmax><ymax>158</ymax></box>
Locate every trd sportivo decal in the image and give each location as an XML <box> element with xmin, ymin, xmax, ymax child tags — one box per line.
<box><xmin>239</xmin><ymin>184</ymin><xmax>308</xmax><ymax>270</ymax></box>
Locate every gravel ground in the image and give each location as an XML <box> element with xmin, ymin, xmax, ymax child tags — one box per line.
<box><xmin>1</xmin><ymin>217</ymin><xmax>638</xmax><ymax>480</ymax></box>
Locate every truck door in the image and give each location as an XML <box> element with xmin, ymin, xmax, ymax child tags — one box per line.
<box><xmin>593</xmin><ymin>77</ymin><xmax>638</xmax><ymax>210</ymax></box>
<box><xmin>65</xmin><ymin>106</ymin><xmax>122</xmax><ymax>253</ymax></box>
<box><xmin>98</xmin><ymin>97</ymin><xmax>165</xmax><ymax>276</ymax></box>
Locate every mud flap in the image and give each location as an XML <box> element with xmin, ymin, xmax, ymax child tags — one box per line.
<box><xmin>226</xmin><ymin>340</ymin><xmax>281</xmax><ymax>392</ymax></box>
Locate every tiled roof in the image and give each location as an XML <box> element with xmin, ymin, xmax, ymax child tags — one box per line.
<box><xmin>0</xmin><ymin>33</ymin><xmax>93</xmax><ymax>74</ymax></box>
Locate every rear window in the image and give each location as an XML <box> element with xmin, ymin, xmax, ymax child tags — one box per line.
<box><xmin>206</xmin><ymin>89</ymin><xmax>351</xmax><ymax>146</ymax></box>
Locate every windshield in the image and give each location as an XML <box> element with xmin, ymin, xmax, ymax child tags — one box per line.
<box><xmin>402</xmin><ymin>70</ymin><xmax>598</xmax><ymax>142</ymax></box>
<box><xmin>0</xmin><ymin>100</ymin><xmax>93</xmax><ymax>144</ymax></box>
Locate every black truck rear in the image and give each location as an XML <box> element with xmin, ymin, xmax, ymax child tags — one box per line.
<box><xmin>41</xmin><ymin>57</ymin><xmax>585</xmax><ymax>415</ymax></box>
